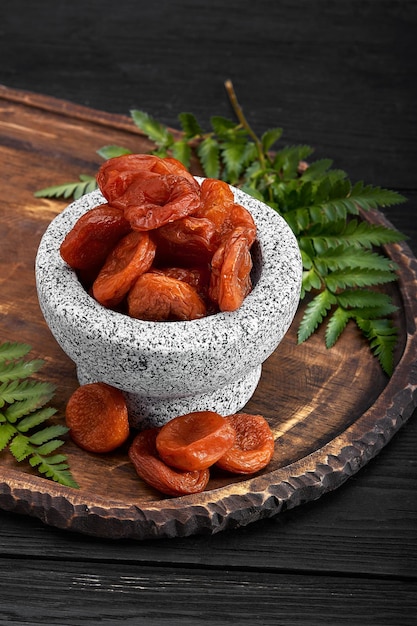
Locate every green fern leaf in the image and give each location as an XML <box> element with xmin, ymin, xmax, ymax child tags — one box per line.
<box><xmin>171</xmin><ymin>140</ymin><xmax>192</xmax><ymax>168</ymax></box>
<box><xmin>178</xmin><ymin>112</ymin><xmax>203</xmax><ymax>139</ymax></box>
<box><xmin>0</xmin><ymin>358</ymin><xmax>45</xmax><ymax>383</ymax></box>
<box><xmin>17</xmin><ymin>407</ymin><xmax>58</xmax><ymax>432</ymax></box>
<box><xmin>301</xmin><ymin>268</ymin><xmax>322</xmax><ymax>294</ymax></box>
<box><xmin>0</xmin><ymin>342</ymin><xmax>79</xmax><ymax>488</ymax></box>
<box><xmin>130</xmin><ymin>110</ymin><xmax>174</xmax><ymax>148</ymax></box>
<box><xmin>0</xmin><ymin>380</ymin><xmax>55</xmax><ymax>409</ymax></box>
<box><xmin>355</xmin><ymin>318</ymin><xmax>398</xmax><ymax>376</ymax></box>
<box><xmin>0</xmin><ymin>422</ymin><xmax>16</xmax><ymax>451</ymax></box>
<box><xmin>349</xmin><ymin>181</ymin><xmax>406</xmax><ymax>210</ymax></box>
<box><xmin>35</xmin><ymin>439</ymin><xmax>66</xmax><ymax>456</ymax></box>
<box><xmin>261</xmin><ymin>127</ymin><xmax>283</xmax><ymax>152</ymax></box>
<box><xmin>34</xmin><ymin>175</ymin><xmax>97</xmax><ymax>200</ymax></box>
<box><xmin>5</xmin><ymin>398</ymin><xmax>56</xmax><ymax>423</ymax></box>
<box><xmin>220</xmin><ymin>139</ymin><xmax>249</xmax><ymax>182</ymax></box>
<box><xmin>300</xmin><ymin>158</ymin><xmax>334</xmax><ymax>181</ymax></box>
<box><xmin>325</xmin><ymin>307</ymin><xmax>350</xmax><ymax>348</ymax></box>
<box><xmin>298</xmin><ymin>290</ymin><xmax>337</xmax><ymax>343</ymax></box>
<box><xmin>343</xmin><ymin>219</ymin><xmax>406</xmax><ymax>248</ymax></box>
<box><xmin>325</xmin><ymin>268</ymin><xmax>397</xmax><ymax>291</ymax></box>
<box><xmin>273</xmin><ymin>145</ymin><xmax>314</xmax><ymax>178</ymax></box>
<box><xmin>210</xmin><ymin>115</ymin><xmax>238</xmax><ymax>137</ymax></box>
<box><xmin>344</xmin><ymin>304</ymin><xmax>399</xmax><ymax>320</ymax></box>
<box><xmin>97</xmin><ymin>145</ymin><xmax>132</xmax><ymax>160</ymax></box>
<box><xmin>29</xmin><ymin>454</ymin><xmax>79</xmax><ymax>489</ymax></box>
<box><xmin>336</xmin><ymin>289</ymin><xmax>397</xmax><ymax>312</ymax></box>
<box><xmin>9</xmin><ymin>433</ymin><xmax>32</xmax><ymax>462</ymax></box>
<box><xmin>0</xmin><ymin>343</ymin><xmax>31</xmax><ymax>362</ymax></box>
<box><xmin>197</xmin><ymin>136</ymin><xmax>220</xmax><ymax>178</ymax></box>
<box><xmin>29</xmin><ymin>424</ymin><xmax>69</xmax><ymax>446</ymax></box>
<box><xmin>316</xmin><ymin>246</ymin><xmax>399</xmax><ymax>273</ymax></box>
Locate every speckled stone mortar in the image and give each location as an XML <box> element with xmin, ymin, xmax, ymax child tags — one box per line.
<box><xmin>35</xmin><ymin>181</ymin><xmax>302</xmax><ymax>429</ymax></box>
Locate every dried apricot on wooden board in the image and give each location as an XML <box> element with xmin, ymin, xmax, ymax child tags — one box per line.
<box><xmin>216</xmin><ymin>413</ymin><xmax>275</xmax><ymax>474</ymax></box>
<box><xmin>60</xmin><ymin>204</ymin><xmax>131</xmax><ymax>270</ymax></box>
<box><xmin>92</xmin><ymin>230</ymin><xmax>156</xmax><ymax>308</ymax></box>
<box><xmin>156</xmin><ymin>410</ymin><xmax>236</xmax><ymax>471</ymax></box>
<box><xmin>129</xmin><ymin>427</ymin><xmax>210</xmax><ymax>496</ymax></box>
<box><xmin>65</xmin><ymin>382</ymin><xmax>130</xmax><ymax>453</ymax></box>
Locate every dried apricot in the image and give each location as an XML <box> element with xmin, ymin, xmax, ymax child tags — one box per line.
<box><xmin>155</xmin><ymin>215</ymin><xmax>218</xmax><ymax>264</ymax></box>
<box><xmin>195</xmin><ymin>178</ymin><xmax>235</xmax><ymax>237</ymax></box>
<box><xmin>129</xmin><ymin>427</ymin><xmax>210</xmax><ymax>496</ymax></box>
<box><xmin>65</xmin><ymin>382</ymin><xmax>130</xmax><ymax>453</ymax></box>
<box><xmin>127</xmin><ymin>272</ymin><xmax>207</xmax><ymax>321</ymax></box>
<box><xmin>122</xmin><ymin>174</ymin><xmax>201</xmax><ymax>231</ymax></box>
<box><xmin>97</xmin><ymin>154</ymin><xmax>198</xmax><ymax>203</ymax></box>
<box><xmin>216</xmin><ymin>413</ymin><xmax>274</xmax><ymax>474</ymax></box>
<box><xmin>92</xmin><ymin>230</ymin><xmax>156</xmax><ymax>308</ymax></box>
<box><xmin>224</xmin><ymin>203</ymin><xmax>257</xmax><ymax>245</ymax></box>
<box><xmin>209</xmin><ymin>226</ymin><xmax>253</xmax><ymax>311</ymax></box>
<box><xmin>156</xmin><ymin>411</ymin><xmax>236</xmax><ymax>471</ymax></box>
<box><xmin>60</xmin><ymin>204</ymin><xmax>131</xmax><ymax>270</ymax></box>
<box><xmin>151</xmin><ymin>266</ymin><xmax>211</xmax><ymax>304</ymax></box>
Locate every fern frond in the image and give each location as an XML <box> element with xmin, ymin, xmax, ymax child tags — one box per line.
<box><xmin>336</xmin><ymin>289</ymin><xmax>398</xmax><ymax>312</ymax></box>
<box><xmin>0</xmin><ymin>342</ymin><xmax>79</xmax><ymax>488</ymax></box>
<box><xmin>0</xmin><ymin>342</ymin><xmax>31</xmax><ymax>362</ymax></box>
<box><xmin>0</xmin><ymin>358</ymin><xmax>45</xmax><ymax>383</ymax></box>
<box><xmin>29</xmin><ymin>454</ymin><xmax>79</xmax><ymax>489</ymax></box>
<box><xmin>0</xmin><ymin>422</ymin><xmax>16</xmax><ymax>451</ymax></box>
<box><xmin>325</xmin><ymin>307</ymin><xmax>351</xmax><ymax>348</ymax></box>
<box><xmin>355</xmin><ymin>318</ymin><xmax>398</xmax><ymax>376</ymax></box>
<box><xmin>197</xmin><ymin>136</ymin><xmax>221</xmax><ymax>178</ymax></box>
<box><xmin>29</xmin><ymin>424</ymin><xmax>69</xmax><ymax>446</ymax></box>
<box><xmin>298</xmin><ymin>290</ymin><xmax>337</xmax><ymax>343</ymax></box>
<box><xmin>315</xmin><ymin>246</ymin><xmax>399</xmax><ymax>273</ymax></box>
<box><xmin>130</xmin><ymin>109</ymin><xmax>174</xmax><ymax>148</ymax></box>
<box><xmin>34</xmin><ymin>175</ymin><xmax>97</xmax><ymax>200</ymax></box>
<box><xmin>0</xmin><ymin>379</ymin><xmax>55</xmax><ymax>409</ymax></box>
<box><xmin>5</xmin><ymin>398</ymin><xmax>56</xmax><ymax>424</ymax></box>
<box><xmin>349</xmin><ymin>181</ymin><xmax>406</xmax><ymax>210</ymax></box>
<box><xmin>9</xmin><ymin>433</ymin><xmax>32</xmax><ymax>462</ymax></box>
<box><xmin>17</xmin><ymin>407</ymin><xmax>58</xmax><ymax>432</ymax></box>
<box><xmin>325</xmin><ymin>268</ymin><xmax>397</xmax><ymax>291</ymax></box>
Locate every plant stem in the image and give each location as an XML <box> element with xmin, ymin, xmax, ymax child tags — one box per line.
<box><xmin>224</xmin><ymin>79</ymin><xmax>266</xmax><ymax>169</ymax></box>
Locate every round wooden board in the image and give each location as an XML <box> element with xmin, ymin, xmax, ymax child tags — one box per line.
<box><xmin>0</xmin><ymin>86</ymin><xmax>416</xmax><ymax>540</ymax></box>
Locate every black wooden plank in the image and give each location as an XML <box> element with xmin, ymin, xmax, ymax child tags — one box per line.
<box><xmin>0</xmin><ymin>558</ymin><xmax>415</xmax><ymax>625</ymax></box>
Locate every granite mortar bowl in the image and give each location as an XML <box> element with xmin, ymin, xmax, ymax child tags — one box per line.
<box><xmin>35</xmin><ymin>182</ymin><xmax>302</xmax><ymax>429</ymax></box>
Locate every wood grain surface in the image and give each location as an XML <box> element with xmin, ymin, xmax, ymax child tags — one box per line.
<box><xmin>1</xmin><ymin>85</ymin><xmax>416</xmax><ymax>540</ymax></box>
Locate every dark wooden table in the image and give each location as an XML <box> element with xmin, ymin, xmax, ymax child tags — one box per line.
<box><xmin>0</xmin><ymin>1</ymin><xmax>416</xmax><ymax>624</ymax></box>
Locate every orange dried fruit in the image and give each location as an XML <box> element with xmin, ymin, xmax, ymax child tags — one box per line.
<box><xmin>60</xmin><ymin>204</ymin><xmax>131</xmax><ymax>271</ymax></box>
<box><xmin>156</xmin><ymin>410</ymin><xmax>236</xmax><ymax>471</ymax></box>
<box><xmin>92</xmin><ymin>230</ymin><xmax>156</xmax><ymax>308</ymax></box>
<box><xmin>216</xmin><ymin>413</ymin><xmax>275</xmax><ymax>474</ymax></box>
<box><xmin>129</xmin><ymin>427</ymin><xmax>210</xmax><ymax>496</ymax></box>
<box><xmin>209</xmin><ymin>226</ymin><xmax>253</xmax><ymax>311</ymax></box>
<box><xmin>65</xmin><ymin>382</ymin><xmax>130</xmax><ymax>453</ymax></box>
<box><xmin>127</xmin><ymin>272</ymin><xmax>207</xmax><ymax>321</ymax></box>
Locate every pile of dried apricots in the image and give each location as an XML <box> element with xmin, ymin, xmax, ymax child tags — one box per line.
<box><xmin>60</xmin><ymin>153</ymin><xmax>257</xmax><ymax>320</ymax></box>
<box><xmin>66</xmin><ymin>382</ymin><xmax>275</xmax><ymax>496</ymax></box>
<box><xmin>61</xmin><ymin>155</ymin><xmax>274</xmax><ymax>495</ymax></box>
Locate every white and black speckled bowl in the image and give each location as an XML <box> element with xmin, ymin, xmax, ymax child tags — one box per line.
<box><xmin>35</xmin><ymin>182</ymin><xmax>302</xmax><ymax>429</ymax></box>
